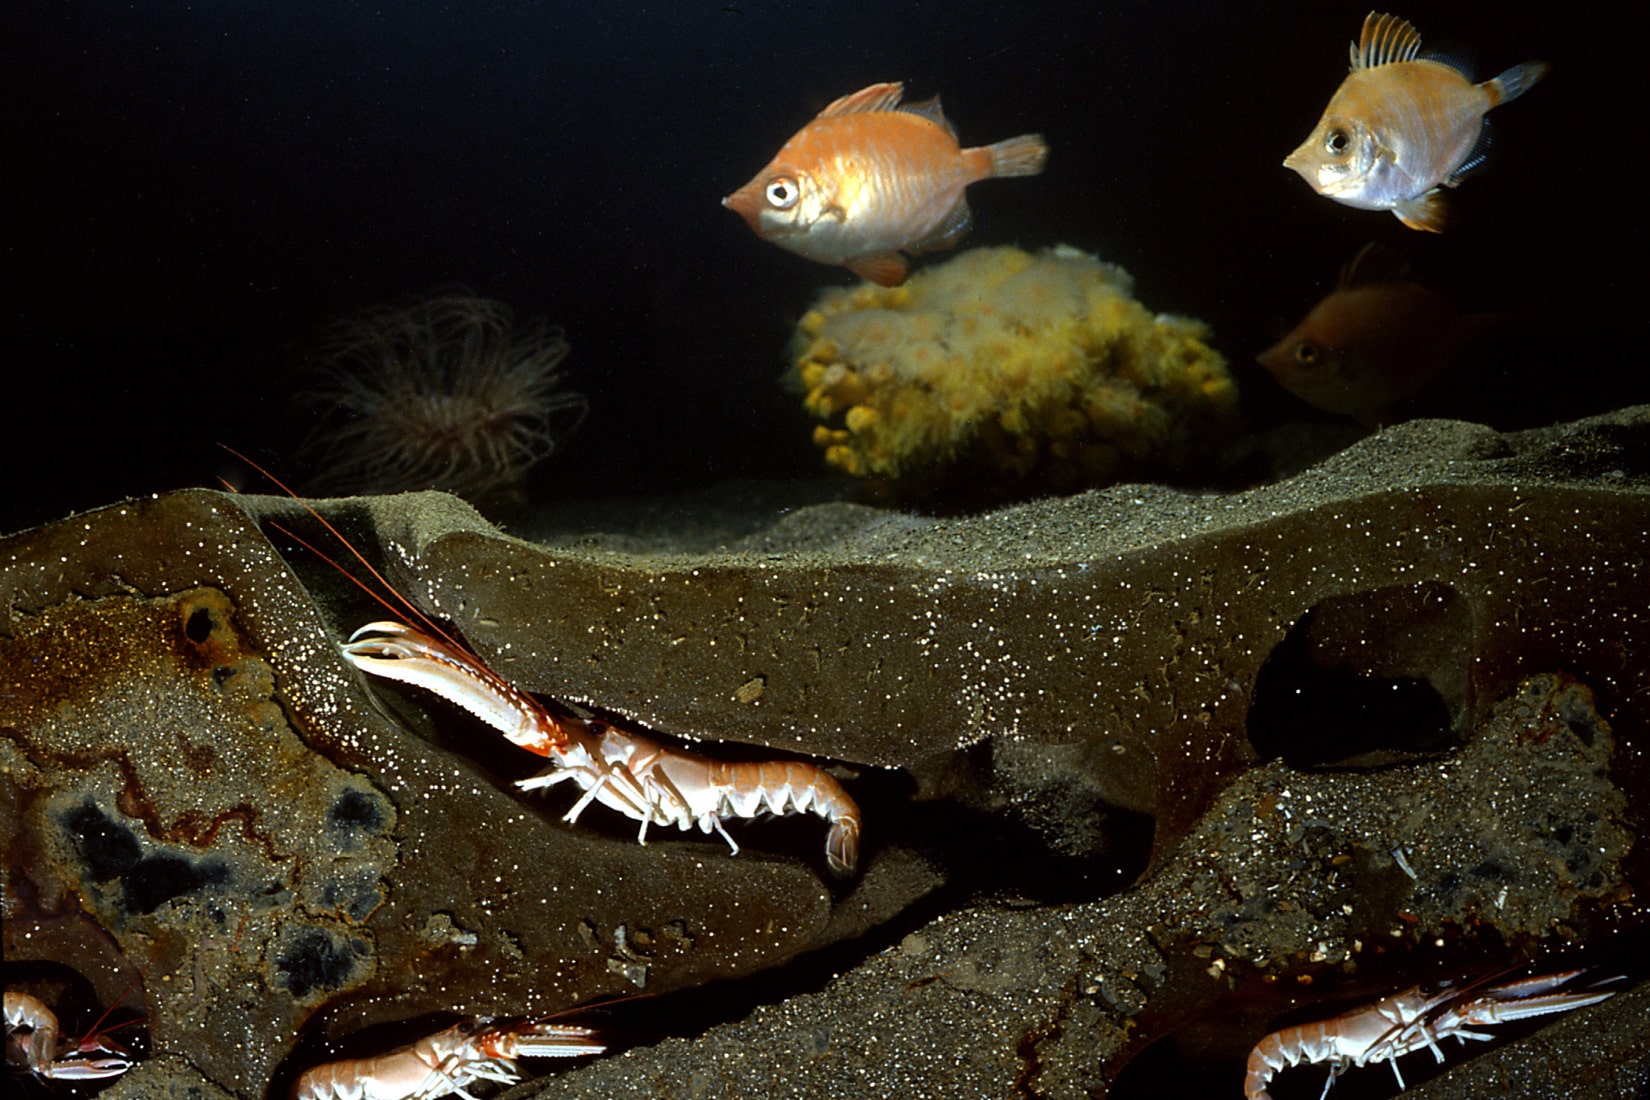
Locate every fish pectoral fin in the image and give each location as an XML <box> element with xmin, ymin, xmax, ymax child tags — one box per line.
<box><xmin>847</xmin><ymin>253</ymin><xmax>910</xmax><ymax>286</ymax></box>
<box><xmin>911</xmin><ymin>199</ymin><xmax>973</xmax><ymax>255</ymax></box>
<box><xmin>818</xmin><ymin>82</ymin><xmax>905</xmax><ymax>118</ymax></box>
<box><xmin>1393</xmin><ymin>191</ymin><xmax>1448</xmax><ymax>233</ymax></box>
<box><xmin>822</xmin><ymin>202</ymin><xmax>849</xmax><ymax>223</ymax></box>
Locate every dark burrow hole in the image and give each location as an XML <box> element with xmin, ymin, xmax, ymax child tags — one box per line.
<box><xmin>1248</xmin><ymin>583</ymin><xmax>1471</xmax><ymax>767</ymax></box>
<box><xmin>3</xmin><ymin>959</ymin><xmax>149</xmax><ymax>1098</ymax></box>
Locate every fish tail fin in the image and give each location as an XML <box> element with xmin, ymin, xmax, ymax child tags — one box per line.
<box><xmin>1486</xmin><ymin>60</ymin><xmax>1549</xmax><ymax>106</ymax></box>
<box><xmin>975</xmin><ymin>133</ymin><xmax>1050</xmax><ymax>179</ymax></box>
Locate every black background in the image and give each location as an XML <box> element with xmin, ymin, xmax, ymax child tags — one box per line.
<box><xmin>5</xmin><ymin>1</ymin><xmax>1638</xmax><ymax>532</ymax></box>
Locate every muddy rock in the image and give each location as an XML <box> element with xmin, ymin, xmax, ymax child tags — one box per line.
<box><xmin>3</xmin><ymin>407</ymin><xmax>1646</xmax><ymax>1097</ymax></box>
<box><xmin>353</xmin><ymin>411</ymin><xmax>1650</xmax><ymax>876</ymax></box>
<box><xmin>527</xmin><ymin>672</ymin><xmax>1641</xmax><ymax>1099</ymax></box>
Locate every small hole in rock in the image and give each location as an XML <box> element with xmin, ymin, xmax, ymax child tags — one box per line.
<box><xmin>185</xmin><ymin>605</ymin><xmax>215</xmax><ymax>643</ymax></box>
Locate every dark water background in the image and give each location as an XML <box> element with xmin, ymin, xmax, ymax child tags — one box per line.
<box><xmin>4</xmin><ymin>1</ymin><xmax>1640</xmax><ymax>533</ymax></box>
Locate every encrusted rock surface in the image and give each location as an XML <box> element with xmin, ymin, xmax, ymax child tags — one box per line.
<box><xmin>2</xmin><ymin>494</ymin><xmax>854</xmax><ymax>1096</ymax></box>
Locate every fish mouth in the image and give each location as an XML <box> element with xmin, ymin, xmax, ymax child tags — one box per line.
<box><xmin>1282</xmin><ymin>144</ymin><xmax>1314</xmax><ymax>180</ymax></box>
<box><xmin>721</xmin><ymin>188</ymin><xmax>764</xmax><ymax>232</ymax></box>
<box><xmin>1256</xmin><ymin>344</ymin><xmax>1291</xmax><ymax>377</ymax></box>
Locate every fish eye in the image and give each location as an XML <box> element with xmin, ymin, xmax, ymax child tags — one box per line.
<box><xmin>1325</xmin><ymin>129</ymin><xmax>1350</xmax><ymax>156</ymax></box>
<box><xmin>1294</xmin><ymin>341</ymin><xmax>1321</xmax><ymax>366</ymax></box>
<box><xmin>765</xmin><ymin>177</ymin><xmax>799</xmax><ymax>210</ymax></box>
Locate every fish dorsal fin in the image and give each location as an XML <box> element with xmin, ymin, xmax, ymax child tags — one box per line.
<box><xmin>818</xmin><ymin>82</ymin><xmax>906</xmax><ymax>119</ymax></box>
<box><xmin>1352</xmin><ymin>12</ymin><xmax>1423</xmax><ymax>70</ymax></box>
<box><xmin>1339</xmin><ymin>241</ymin><xmax>1412</xmax><ymax>289</ymax></box>
<box><xmin>898</xmin><ymin>93</ymin><xmax>957</xmax><ymax>137</ymax></box>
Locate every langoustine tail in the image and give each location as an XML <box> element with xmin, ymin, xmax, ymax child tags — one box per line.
<box><xmin>784</xmin><ymin>763</ymin><xmax>861</xmax><ymax>877</ymax></box>
<box><xmin>723</xmin><ymin>760</ymin><xmax>862</xmax><ymax>876</ymax></box>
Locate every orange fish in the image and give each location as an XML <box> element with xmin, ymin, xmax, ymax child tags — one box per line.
<box><xmin>1284</xmin><ymin>12</ymin><xmax>1547</xmax><ymax>232</ymax></box>
<box><xmin>1258</xmin><ymin>243</ymin><xmax>1495</xmax><ymax>427</ymax></box>
<box><xmin>723</xmin><ymin>82</ymin><xmax>1048</xmax><ymax>286</ymax></box>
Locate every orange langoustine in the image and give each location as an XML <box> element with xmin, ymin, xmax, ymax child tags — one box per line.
<box><xmin>723</xmin><ymin>82</ymin><xmax>1048</xmax><ymax>286</ymax></box>
<box><xmin>1283</xmin><ymin>12</ymin><xmax>1547</xmax><ymax>232</ymax></box>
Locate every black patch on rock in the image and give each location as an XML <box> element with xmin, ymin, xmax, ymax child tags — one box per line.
<box><xmin>58</xmin><ymin>799</ymin><xmax>234</xmax><ymax>913</ymax></box>
<box><xmin>58</xmin><ymin>799</ymin><xmax>143</xmax><ymax>881</ymax></box>
<box><xmin>326</xmin><ymin>788</ymin><xmax>388</xmax><ymax>839</ymax></box>
<box><xmin>125</xmin><ymin>853</ymin><xmax>231</xmax><ymax>914</ymax></box>
<box><xmin>274</xmin><ymin>925</ymin><xmax>369</xmax><ymax>999</ymax></box>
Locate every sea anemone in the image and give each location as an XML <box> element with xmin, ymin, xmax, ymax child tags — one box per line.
<box><xmin>296</xmin><ymin>295</ymin><xmax>587</xmax><ymax>498</ymax></box>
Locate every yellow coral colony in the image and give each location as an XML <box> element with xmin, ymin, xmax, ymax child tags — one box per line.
<box><xmin>793</xmin><ymin>245</ymin><xmax>1236</xmax><ymax>493</ymax></box>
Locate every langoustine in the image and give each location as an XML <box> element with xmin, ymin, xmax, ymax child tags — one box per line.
<box><xmin>290</xmin><ymin>1016</ymin><xmax>604</xmax><ymax>1100</ymax></box>
<box><xmin>342</xmin><ymin>621</ymin><xmax>862</xmax><ymax>876</ymax></box>
<box><xmin>238</xmin><ymin>448</ymin><xmax>863</xmax><ymax>877</ymax></box>
<box><xmin>1244</xmin><ymin>968</ymin><xmax>1616</xmax><ymax>1099</ymax></box>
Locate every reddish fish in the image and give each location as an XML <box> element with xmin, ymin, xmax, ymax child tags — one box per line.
<box><xmin>723</xmin><ymin>82</ymin><xmax>1048</xmax><ymax>286</ymax></box>
<box><xmin>1284</xmin><ymin>12</ymin><xmax>1547</xmax><ymax>232</ymax></box>
<box><xmin>1258</xmin><ymin>243</ymin><xmax>1496</xmax><ymax>427</ymax></box>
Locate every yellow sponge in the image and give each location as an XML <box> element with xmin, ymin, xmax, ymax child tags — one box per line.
<box><xmin>791</xmin><ymin>245</ymin><xmax>1237</xmax><ymax>496</ymax></box>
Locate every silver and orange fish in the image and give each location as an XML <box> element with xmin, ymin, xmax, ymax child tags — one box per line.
<box><xmin>1258</xmin><ymin>242</ymin><xmax>1497</xmax><ymax>427</ymax></box>
<box><xmin>1284</xmin><ymin>12</ymin><xmax>1548</xmax><ymax>232</ymax></box>
<box><xmin>723</xmin><ymin>82</ymin><xmax>1048</xmax><ymax>286</ymax></box>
